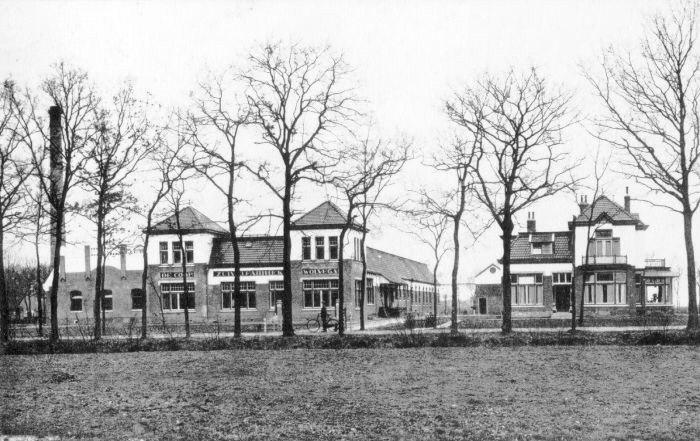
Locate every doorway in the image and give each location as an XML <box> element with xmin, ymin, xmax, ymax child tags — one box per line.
<box><xmin>553</xmin><ymin>286</ymin><xmax>571</xmax><ymax>312</ymax></box>
<box><xmin>478</xmin><ymin>297</ymin><xmax>487</xmax><ymax>315</ymax></box>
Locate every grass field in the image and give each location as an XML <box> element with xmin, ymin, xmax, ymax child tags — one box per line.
<box><xmin>2</xmin><ymin>346</ymin><xmax>699</xmax><ymax>440</ymax></box>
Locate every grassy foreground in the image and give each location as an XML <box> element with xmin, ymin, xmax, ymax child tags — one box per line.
<box><xmin>2</xmin><ymin>346</ymin><xmax>699</xmax><ymax>440</ymax></box>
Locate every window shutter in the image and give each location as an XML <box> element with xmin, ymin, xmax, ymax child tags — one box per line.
<box><xmin>612</xmin><ymin>238</ymin><xmax>620</xmax><ymax>256</ymax></box>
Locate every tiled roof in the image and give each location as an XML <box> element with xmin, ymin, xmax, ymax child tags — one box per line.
<box><xmin>209</xmin><ymin>236</ymin><xmax>283</xmax><ymax>267</ymax></box>
<box><xmin>574</xmin><ymin>195</ymin><xmax>643</xmax><ymax>225</ymax></box>
<box><xmin>510</xmin><ymin>231</ymin><xmax>572</xmax><ymax>262</ymax></box>
<box><xmin>366</xmin><ymin>247</ymin><xmax>434</xmax><ymax>284</ymax></box>
<box><xmin>150</xmin><ymin>207</ymin><xmax>227</xmax><ymax>234</ymax></box>
<box><xmin>292</xmin><ymin>201</ymin><xmax>357</xmax><ymax>229</ymax></box>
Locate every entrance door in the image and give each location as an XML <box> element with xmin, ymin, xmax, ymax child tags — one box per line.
<box><xmin>478</xmin><ymin>297</ymin><xmax>487</xmax><ymax>315</ymax></box>
<box><xmin>554</xmin><ymin>286</ymin><xmax>571</xmax><ymax>312</ymax></box>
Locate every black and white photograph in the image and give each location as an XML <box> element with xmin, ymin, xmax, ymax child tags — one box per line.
<box><xmin>1</xmin><ymin>0</ymin><xmax>699</xmax><ymax>440</ymax></box>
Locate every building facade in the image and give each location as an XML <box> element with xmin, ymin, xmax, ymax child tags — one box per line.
<box><xmin>47</xmin><ymin>202</ymin><xmax>437</xmax><ymax>328</ymax></box>
<box><xmin>473</xmin><ymin>193</ymin><xmax>677</xmax><ymax>318</ymax></box>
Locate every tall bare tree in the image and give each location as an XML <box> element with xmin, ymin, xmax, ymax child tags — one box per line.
<box><xmin>585</xmin><ymin>4</ymin><xmax>700</xmax><ymax>329</ymax></box>
<box><xmin>185</xmin><ymin>73</ymin><xmax>250</xmax><ymax>338</ymax></box>
<box><xmin>78</xmin><ymin>85</ymin><xmax>150</xmax><ymax>340</ymax></box>
<box><xmin>328</xmin><ymin>133</ymin><xmax>409</xmax><ymax>334</ymax></box>
<box><xmin>419</xmin><ymin>138</ymin><xmax>488</xmax><ymax>335</ymax></box>
<box><xmin>0</xmin><ymin>80</ymin><xmax>35</xmax><ymax>343</ymax></box>
<box><xmin>165</xmin><ymin>183</ymin><xmax>192</xmax><ymax>338</ymax></box>
<box><xmin>22</xmin><ymin>64</ymin><xmax>100</xmax><ymax>342</ymax></box>
<box><xmin>138</xmin><ymin>124</ymin><xmax>189</xmax><ymax>339</ymax></box>
<box><xmin>242</xmin><ymin>43</ymin><xmax>357</xmax><ymax>336</ymax></box>
<box><xmin>446</xmin><ymin>67</ymin><xmax>575</xmax><ymax>333</ymax></box>
<box><xmin>403</xmin><ymin>210</ymin><xmax>450</xmax><ymax>329</ymax></box>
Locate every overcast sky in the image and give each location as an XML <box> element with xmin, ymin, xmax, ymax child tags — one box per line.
<box><xmin>2</xmin><ymin>0</ymin><xmax>692</xmax><ymax>305</ymax></box>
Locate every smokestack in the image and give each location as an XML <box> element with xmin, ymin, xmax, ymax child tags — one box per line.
<box><xmin>578</xmin><ymin>195</ymin><xmax>589</xmax><ymax>214</ymax></box>
<box><xmin>624</xmin><ymin>187</ymin><xmax>631</xmax><ymax>212</ymax></box>
<box><xmin>48</xmin><ymin>106</ymin><xmax>64</xmax><ymax>260</ymax></box>
<box><xmin>526</xmin><ymin>212</ymin><xmax>536</xmax><ymax>233</ymax></box>
<box><xmin>84</xmin><ymin>245</ymin><xmax>91</xmax><ymax>280</ymax></box>
<box><xmin>119</xmin><ymin>245</ymin><xmax>127</xmax><ymax>279</ymax></box>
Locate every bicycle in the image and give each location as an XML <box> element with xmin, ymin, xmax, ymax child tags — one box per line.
<box><xmin>305</xmin><ymin>313</ymin><xmax>339</xmax><ymax>332</ymax></box>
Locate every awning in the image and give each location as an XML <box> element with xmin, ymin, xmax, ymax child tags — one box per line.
<box><xmin>643</xmin><ymin>269</ymin><xmax>678</xmax><ymax>278</ymax></box>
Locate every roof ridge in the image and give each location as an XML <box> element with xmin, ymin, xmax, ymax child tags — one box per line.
<box><xmin>366</xmin><ymin>246</ymin><xmax>425</xmax><ymax>266</ymax></box>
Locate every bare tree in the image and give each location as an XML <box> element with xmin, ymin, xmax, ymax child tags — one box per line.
<box><xmin>328</xmin><ymin>133</ymin><xmax>409</xmax><ymax>334</ymax></box>
<box><xmin>418</xmin><ymin>138</ymin><xmax>489</xmax><ymax>335</ymax></box>
<box><xmin>402</xmin><ymin>210</ymin><xmax>450</xmax><ymax>329</ymax></box>
<box><xmin>165</xmin><ymin>183</ymin><xmax>192</xmax><ymax>338</ymax></box>
<box><xmin>185</xmin><ymin>73</ymin><xmax>250</xmax><ymax>338</ymax></box>
<box><xmin>78</xmin><ymin>85</ymin><xmax>150</xmax><ymax>340</ymax></box>
<box><xmin>241</xmin><ymin>43</ymin><xmax>358</xmax><ymax>336</ymax></box>
<box><xmin>138</xmin><ymin>125</ymin><xmax>189</xmax><ymax>339</ymax></box>
<box><xmin>585</xmin><ymin>4</ymin><xmax>700</xmax><ymax>329</ymax></box>
<box><xmin>22</xmin><ymin>63</ymin><xmax>100</xmax><ymax>342</ymax></box>
<box><xmin>0</xmin><ymin>80</ymin><xmax>35</xmax><ymax>343</ymax></box>
<box><xmin>446</xmin><ymin>67</ymin><xmax>575</xmax><ymax>333</ymax></box>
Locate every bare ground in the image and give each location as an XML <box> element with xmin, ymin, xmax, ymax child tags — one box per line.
<box><xmin>1</xmin><ymin>346</ymin><xmax>699</xmax><ymax>440</ymax></box>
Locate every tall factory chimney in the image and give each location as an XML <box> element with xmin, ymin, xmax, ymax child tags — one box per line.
<box><xmin>48</xmin><ymin>106</ymin><xmax>64</xmax><ymax>260</ymax></box>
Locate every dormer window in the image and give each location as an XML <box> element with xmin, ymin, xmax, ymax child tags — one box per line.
<box><xmin>532</xmin><ymin>242</ymin><xmax>553</xmax><ymax>255</ymax></box>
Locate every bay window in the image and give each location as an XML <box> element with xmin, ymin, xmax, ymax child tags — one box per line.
<box><xmin>584</xmin><ymin>272</ymin><xmax>627</xmax><ymax>305</ymax></box>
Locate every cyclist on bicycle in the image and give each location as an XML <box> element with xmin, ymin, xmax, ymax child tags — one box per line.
<box><xmin>320</xmin><ymin>302</ymin><xmax>329</xmax><ymax>332</ymax></box>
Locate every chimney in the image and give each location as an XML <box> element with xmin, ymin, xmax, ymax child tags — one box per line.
<box><xmin>578</xmin><ymin>195</ymin><xmax>589</xmax><ymax>214</ymax></box>
<box><xmin>119</xmin><ymin>245</ymin><xmax>127</xmax><ymax>279</ymax></box>
<box><xmin>526</xmin><ymin>212</ymin><xmax>536</xmax><ymax>233</ymax></box>
<box><xmin>624</xmin><ymin>187</ymin><xmax>631</xmax><ymax>212</ymax></box>
<box><xmin>48</xmin><ymin>106</ymin><xmax>64</xmax><ymax>260</ymax></box>
<box><xmin>59</xmin><ymin>255</ymin><xmax>66</xmax><ymax>282</ymax></box>
<box><xmin>84</xmin><ymin>245</ymin><xmax>91</xmax><ymax>280</ymax></box>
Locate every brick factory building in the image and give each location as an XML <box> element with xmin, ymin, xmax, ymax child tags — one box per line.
<box><xmin>45</xmin><ymin>202</ymin><xmax>438</xmax><ymax>328</ymax></box>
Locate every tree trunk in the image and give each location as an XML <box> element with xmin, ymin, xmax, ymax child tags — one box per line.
<box><xmin>140</xmin><ymin>227</ymin><xmax>150</xmax><ymax>340</ymax></box>
<box><xmin>228</xmin><ymin>199</ymin><xmax>242</xmax><ymax>338</ymax></box>
<box><xmin>450</xmin><ymin>216</ymin><xmax>461</xmax><ymax>335</ymax></box>
<box><xmin>433</xmin><ymin>264</ymin><xmax>438</xmax><ymax>329</ymax></box>
<box><xmin>281</xmin><ymin>176</ymin><xmax>294</xmax><ymax>337</ymax></box>
<box><xmin>570</xmin><ymin>217</ymin><xmax>576</xmax><ymax>332</ymax></box>
<box><xmin>0</xmin><ymin>222</ymin><xmax>8</xmax><ymax>343</ymax></box>
<box><xmin>93</xmin><ymin>208</ymin><xmax>104</xmax><ymax>340</ymax></box>
<box><xmin>35</xmin><ymin>197</ymin><xmax>44</xmax><ymax>337</ymax></box>
<box><xmin>683</xmin><ymin>208</ymin><xmax>699</xmax><ymax>329</ymax></box>
<box><xmin>501</xmin><ymin>215</ymin><xmax>513</xmax><ymax>333</ymax></box>
<box><xmin>359</xmin><ymin>228</ymin><xmax>368</xmax><ymax>331</ymax></box>
<box><xmin>49</xmin><ymin>206</ymin><xmax>63</xmax><ymax>343</ymax></box>
<box><xmin>337</xmin><ymin>226</ymin><xmax>348</xmax><ymax>336</ymax></box>
<box><xmin>180</xmin><ymin>237</ymin><xmax>190</xmax><ymax>339</ymax></box>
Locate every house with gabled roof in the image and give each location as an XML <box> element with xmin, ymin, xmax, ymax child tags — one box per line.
<box><xmin>473</xmin><ymin>190</ymin><xmax>676</xmax><ymax>318</ymax></box>
<box><xmin>47</xmin><ymin>201</ymin><xmax>438</xmax><ymax>327</ymax></box>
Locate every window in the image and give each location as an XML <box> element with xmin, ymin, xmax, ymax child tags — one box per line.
<box><xmin>645</xmin><ymin>278</ymin><xmax>671</xmax><ymax>304</ymax></box>
<box><xmin>553</xmin><ymin>273</ymin><xmax>572</xmax><ymax>284</ymax></box>
<box><xmin>69</xmin><ymin>290</ymin><xmax>82</xmax><ymax>311</ymax></box>
<box><xmin>185</xmin><ymin>241</ymin><xmax>193</xmax><ymax>263</ymax></box>
<box><xmin>532</xmin><ymin>242</ymin><xmax>553</xmax><ymax>255</ymax></box>
<box><xmin>159</xmin><ymin>242</ymin><xmax>168</xmax><ymax>264</ymax></box>
<box><xmin>584</xmin><ymin>272</ymin><xmax>626</xmax><ymax>305</ymax></box>
<box><xmin>131</xmin><ymin>288</ymin><xmax>145</xmax><ymax>310</ymax></box>
<box><xmin>161</xmin><ymin>282</ymin><xmax>195</xmax><ymax>311</ymax></box>
<box><xmin>595</xmin><ymin>229</ymin><xmax>612</xmax><ymax>238</ymax></box>
<box><xmin>353</xmin><ymin>237</ymin><xmax>362</xmax><ymax>260</ymax></box>
<box><xmin>303</xmin><ymin>279</ymin><xmax>338</xmax><ymax>308</ymax></box>
<box><xmin>510</xmin><ymin>274</ymin><xmax>543</xmax><ymax>306</ymax></box>
<box><xmin>329</xmin><ymin>236</ymin><xmax>338</xmax><ymax>260</ymax></box>
<box><xmin>172</xmin><ymin>241</ymin><xmax>181</xmax><ymax>264</ymax></box>
<box><xmin>366</xmin><ymin>278</ymin><xmax>375</xmax><ymax>305</ymax></box>
<box><xmin>302</xmin><ymin>237</ymin><xmax>311</xmax><ymax>260</ymax></box>
<box><xmin>221</xmin><ymin>281</ymin><xmax>257</xmax><ymax>309</ymax></box>
<box><xmin>269</xmin><ymin>281</ymin><xmax>284</xmax><ymax>312</ymax></box>
<box><xmin>315</xmin><ymin>237</ymin><xmax>325</xmax><ymax>260</ymax></box>
<box><xmin>102</xmin><ymin>290</ymin><xmax>113</xmax><ymax>311</ymax></box>
<box><xmin>355</xmin><ymin>280</ymin><xmax>363</xmax><ymax>308</ymax></box>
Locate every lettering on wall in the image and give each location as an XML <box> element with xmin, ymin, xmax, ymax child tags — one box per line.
<box><xmin>301</xmin><ymin>267</ymin><xmax>338</xmax><ymax>276</ymax></box>
<box><xmin>160</xmin><ymin>272</ymin><xmax>195</xmax><ymax>279</ymax></box>
<box><xmin>213</xmin><ymin>269</ymin><xmax>283</xmax><ymax>277</ymax></box>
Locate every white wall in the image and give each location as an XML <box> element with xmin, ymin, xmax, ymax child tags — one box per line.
<box><xmin>511</xmin><ymin>262</ymin><xmax>573</xmax><ymax>275</ymax></box>
<box><xmin>146</xmin><ymin>233</ymin><xmax>217</xmax><ymax>266</ymax></box>
<box><xmin>474</xmin><ymin>264</ymin><xmax>501</xmax><ymax>285</ymax></box>
<box><xmin>290</xmin><ymin>228</ymin><xmax>363</xmax><ymax>261</ymax></box>
<box><xmin>574</xmin><ymin>222</ymin><xmax>646</xmax><ymax>267</ymax></box>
